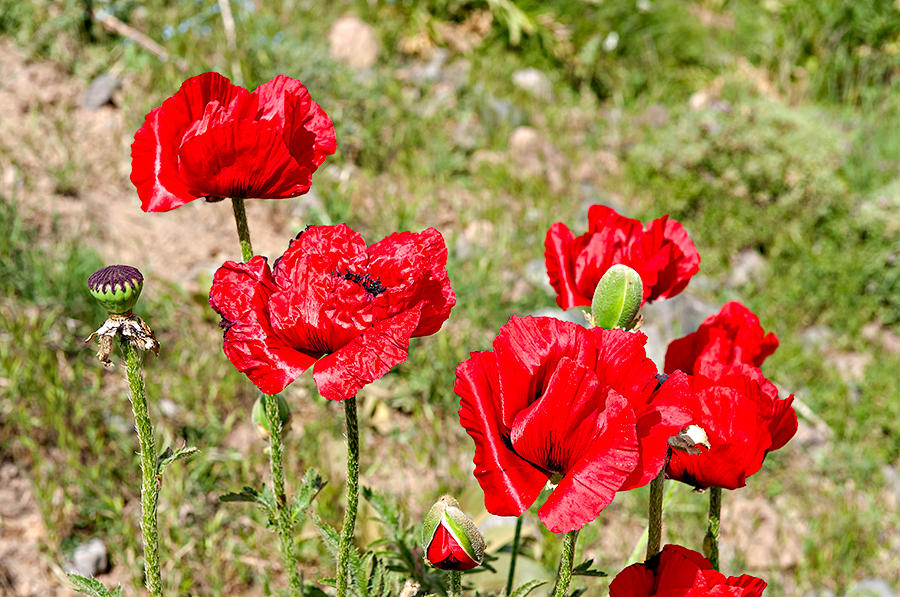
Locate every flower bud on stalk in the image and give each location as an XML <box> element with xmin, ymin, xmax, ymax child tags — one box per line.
<box><xmin>251</xmin><ymin>395</ymin><xmax>292</xmax><ymax>439</ymax></box>
<box><xmin>422</xmin><ymin>495</ymin><xmax>485</xmax><ymax>571</ymax></box>
<box><xmin>591</xmin><ymin>264</ymin><xmax>643</xmax><ymax>330</ymax></box>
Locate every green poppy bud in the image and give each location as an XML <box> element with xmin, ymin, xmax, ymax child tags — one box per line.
<box><xmin>591</xmin><ymin>264</ymin><xmax>643</xmax><ymax>330</ymax></box>
<box><xmin>251</xmin><ymin>395</ymin><xmax>291</xmax><ymax>439</ymax></box>
<box><xmin>87</xmin><ymin>265</ymin><xmax>144</xmax><ymax>315</ymax></box>
<box><xmin>422</xmin><ymin>495</ymin><xmax>485</xmax><ymax>571</ymax></box>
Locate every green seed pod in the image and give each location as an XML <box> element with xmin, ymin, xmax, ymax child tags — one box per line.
<box><xmin>591</xmin><ymin>264</ymin><xmax>643</xmax><ymax>330</ymax></box>
<box><xmin>88</xmin><ymin>265</ymin><xmax>144</xmax><ymax>315</ymax></box>
<box><xmin>251</xmin><ymin>395</ymin><xmax>292</xmax><ymax>439</ymax></box>
<box><xmin>422</xmin><ymin>495</ymin><xmax>485</xmax><ymax>571</ymax></box>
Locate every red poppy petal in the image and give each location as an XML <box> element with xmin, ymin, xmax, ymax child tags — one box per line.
<box><xmin>508</xmin><ymin>356</ymin><xmax>603</xmax><ymax>473</ymax></box>
<box><xmin>131</xmin><ymin>72</ymin><xmax>249</xmax><ymax>212</ymax></box>
<box><xmin>252</xmin><ymin>75</ymin><xmax>336</xmax><ymax>169</ymax></box>
<box><xmin>726</xmin><ymin>575</ymin><xmax>768</xmax><ymax>595</ymax></box>
<box><xmin>312</xmin><ymin>306</ymin><xmax>422</xmax><ymax>401</ymax></box>
<box><xmin>768</xmin><ymin>393</ymin><xmax>798</xmax><ymax>451</ymax></box>
<box><xmin>538</xmin><ymin>390</ymin><xmax>638</xmax><ymax>533</ymax></box>
<box><xmin>177</xmin><ymin>119</ymin><xmax>312</xmax><ymax>199</ymax></box>
<box><xmin>641</xmin><ymin>215</ymin><xmax>701</xmax><ymax>301</ymax></box>
<box><xmin>269</xmin><ymin>225</ymin><xmax>372</xmax><ymax>351</ymax></box>
<box><xmin>608</xmin><ymin>562</ymin><xmax>655</xmax><ymax>596</ymax></box>
<box><xmin>590</xmin><ymin>328</ymin><xmax>659</xmax><ymax>405</ymax></box>
<box><xmin>367</xmin><ymin>228</ymin><xmax>456</xmax><ymax>337</ymax></box>
<box><xmin>456</xmin><ymin>351</ymin><xmax>548</xmax><ymax>517</ymax></box>
<box><xmin>544</xmin><ymin>223</ymin><xmax>588</xmax><ymax>309</ymax></box>
<box><xmin>492</xmin><ymin>316</ymin><xmax>595</xmax><ymax>432</ymax></box>
<box><xmin>666</xmin><ymin>383</ymin><xmax>772</xmax><ymax>489</ymax></box>
<box><xmin>425</xmin><ymin>524</ymin><xmax>480</xmax><ymax>571</ymax></box>
<box><xmin>619</xmin><ymin>371</ymin><xmax>693</xmax><ymax>491</ymax></box>
<box><xmin>209</xmin><ymin>257</ymin><xmax>317</xmax><ymax>394</ymax></box>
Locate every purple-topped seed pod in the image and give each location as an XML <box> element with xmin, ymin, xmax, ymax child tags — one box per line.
<box><xmin>88</xmin><ymin>265</ymin><xmax>144</xmax><ymax>314</ymax></box>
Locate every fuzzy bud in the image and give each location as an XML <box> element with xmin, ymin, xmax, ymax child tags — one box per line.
<box><xmin>88</xmin><ymin>265</ymin><xmax>144</xmax><ymax>314</ymax></box>
<box><xmin>591</xmin><ymin>264</ymin><xmax>643</xmax><ymax>330</ymax></box>
<box><xmin>422</xmin><ymin>495</ymin><xmax>485</xmax><ymax>571</ymax></box>
<box><xmin>251</xmin><ymin>395</ymin><xmax>292</xmax><ymax>439</ymax></box>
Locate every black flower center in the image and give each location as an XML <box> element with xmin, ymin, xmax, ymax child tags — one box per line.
<box><xmin>335</xmin><ymin>268</ymin><xmax>387</xmax><ymax>297</ymax></box>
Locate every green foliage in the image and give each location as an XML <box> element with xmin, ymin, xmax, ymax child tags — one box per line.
<box><xmin>625</xmin><ymin>97</ymin><xmax>899</xmax><ymax>331</ymax></box>
<box><xmin>67</xmin><ymin>573</ymin><xmax>123</xmax><ymax>597</ymax></box>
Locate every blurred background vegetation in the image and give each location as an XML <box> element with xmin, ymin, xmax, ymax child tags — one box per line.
<box><xmin>0</xmin><ymin>0</ymin><xmax>898</xmax><ymax>595</ymax></box>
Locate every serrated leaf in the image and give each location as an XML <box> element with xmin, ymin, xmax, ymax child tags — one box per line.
<box><xmin>311</xmin><ymin>512</ymin><xmax>341</xmax><ymax>559</ymax></box>
<box><xmin>291</xmin><ymin>469</ymin><xmax>326</xmax><ymax>526</ymax></box>
<box><xmin>509</xmin><ymin>579</ymin><xmax>547</xmax><ymax>597</ymax></box>
<box><xmin>157</xmin><ymin>445</ymin><xmax>199</xmax><ymax>474</ymax></box>
<box><xmin>219</xmin><ymin>485</ymin><xmax>275</xmax><ymax>522</ymax></box>
<box><xmin>67</xmin><ymin>573</ymin><xmax>115</xmax><ymax>597</ymax></box>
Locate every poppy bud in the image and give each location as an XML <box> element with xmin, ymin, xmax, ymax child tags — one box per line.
<box><xmin>88</xmin><ymin>265</ymin><xmax>144</xmax><ymax>315</ymax></box>
<box><xmin>422</xmin><ymin>495</ymin><xmax>485</xmax><ymax>571</ymax></box>
<box><xmin>591</xmin><ymin>264</ymin><xmax>643</xmax><ymax>330</ymax></box>
<box><xmin>251</xmin><ymin>395</ymin><xmax>292</xmax><ymax>439</ymax></box>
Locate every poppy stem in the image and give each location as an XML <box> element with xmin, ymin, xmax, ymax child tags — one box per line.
<box><xmin>449</xmin><ymin>570</ymin><xmax>462</xmax><ymax>597</ymax></box>
<box><xmin>121</xmin><ymin>338</ymin><xmax>163</xmax><ymax>597</ymax></box>
<box><xmin>337</xmin><ymin>396</ymin><xmax>360</xmax><ymax>597</ymax></box>
<box><xmin>230</xmin><ymin>197</ymin><xmax>254</xmax><ymax>262</ymax></box>
<box><xmin>504</xmin><ymin>516</ymin><xmax>523</xmax><ymax>595</ymax></box>
<box><xmin>647</xmin><ymin>462</ymin><xmax>666</xmax><ymax>559</ymax></box>
<box><xmin>264</xmin><ymin>393</ymin><xmax>303</xmax><ymax>594</ymax></box>
<box><xmin>551</xmin><ymin>530</ymin><xmax>579</xmax><ymax>597</ymax></box>
<box><xmin>704</xmin><ymin>487</ymin><xmax>722</xmax><ymax>570</ymax></box>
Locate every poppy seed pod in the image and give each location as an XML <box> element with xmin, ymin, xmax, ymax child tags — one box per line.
<box><xmin>251</xmin><ymin>395</ymin><xmax>292</xmax><ymax>439</ymax></box>
<box><xmin>88</xmin><ymin>265</ymin><xmax>144</xmax><ymax>314</ymax></box>
<box><xmin>422</xmin><ymin>496</ymin><xmax>485</xmax><ymax>571</ymax></box>
<box><xmin>591</xmin><ymin>264</ymin><xmax>643</xmax><ymax>330</ymax></box>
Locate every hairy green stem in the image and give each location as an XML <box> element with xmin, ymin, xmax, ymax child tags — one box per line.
<box><xmin>552</xmin><ymin>530</ymin><xmax>579</xmax><ymax>597</ymax></box>
<box><xmin>449</xmin><ymin>570</ymin><xmax>462</xmax><ymax>597</ymax></box>
<box><xmin>704</xmin><ymin>487</ymin><xmax>722</xmax><ymax>570</ymax></box>
<box><xmin>337</xmin><ymin>396</ymin><xmax>360</xmax><ymax>597</ymax></box>
<box><xmin>231</xmin><ymin>197</ymin><xmax>254</xmax><ymax>262</ymax></box>
<box><xmin>505</xmin><ymin>516</ymin><xmax>523</xmax><ymax>595</ymax></box>
<box><xmin>647</xmin><ymin>465</ymin><xmax>666</xmax><ymax>559</ymax></box>
<box><xmin>121</xmin><ymin>339</ymin><xmax>162</xmax><ymax>597</ymax></box>
<box><xmin>265</xmin><ymin>393</ymin><xmax>302</xmax><ymax>595</ymax></box>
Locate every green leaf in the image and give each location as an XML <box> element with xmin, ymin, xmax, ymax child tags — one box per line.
<box><xmin>67</xmin><ymin>573</ymin><xmax>118</xmax><ymax>597</ymax></box>
<box><xmin>509</xmin><ymin>579</ymin><xmax>548</xmax><ymax>597</ymax></box>
<box><xmin>291</xmin><ymin>469</ymin><xmax>326</xmax><ymax>526</ymax></box>
<box><xmin>311</xmin><ymin>512</ymin><xmax>341</xmax><ymax>559</ymax></box>
<box><xmin>572</xmin><ymin>557</ymin><xmax>607</xmax><ymax>577</ymax></box>
<box><xmin>157</xmin><ymin>445</ymin><xmax>199</xmax><ymax>474</ymax></box>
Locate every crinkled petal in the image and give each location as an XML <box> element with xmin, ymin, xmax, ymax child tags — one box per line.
<box><xmin>312</xmin><ymin>306</ymin><xmax>422</xmax><ymax>401</ymax></box>
<box><xmin>209</xmin><ymin>257</ymin><xmax>317</xmax><ymax>394</ymax></box>
<box><xmin>131</xmin><ymin>72</ymin><xmax>249</xmax><ymax>212</ymax></box>
<box><xmin>456</xmin><ymin>352</ymin><xmax>548</xmax><ymax>517</ymax></box>
<box><xmin>590</xmin><ymin>328</ymin><xmax>659</xmax><ymax>404</ymax></box>
<box><xmin>367</xmin><ymin>228</ymin><xmax>455</xmax><ymax>337</ymax></box>
<box><xmin>544</xmin><ymin>222</ymin><xmax>587</xmax><ymax>309</ymax></box>
<box><xmin>178</xmin><ymin>119</ymin><xmax>312</xmax><ymax>199</ymax></box>
<box><xmin>492</xmin><ymin>316</ymin><xmax>596</xmax><ymax>433</ymax></box>
<box><xmin>620</xmin><ymin>371</ymin><xmax>693</xmax><ymax>491</ymax></box>
<box><xmin>641</xmin><ymin>214</ymin><xmax>701</xmax><ymax>301</ymax></box>
<box><xmin>252</xmin><ymin>75</ymin><xmax>336</xmax><ymax>169</ymax></box>
<box><xmin>537</xmin><ymin>390</ymin><xmax>638</xmax><ymax>533</ymax></box>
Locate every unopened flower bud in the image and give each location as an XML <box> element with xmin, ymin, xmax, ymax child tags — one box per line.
<box><xmin>591</xmin><ymin>264</ymin><xmax>643</xmax><ymax>330</ymax></box>
<box><xmin>88</xmin><ymin>265</ymin><xmax>144</xmax><ymax>315</ymax></box>
<box><xmin>422</xmin><ymin>495</ymin><xmax>485</xmax><ymax>571</ymax></box>
<box><xmin>251</xmin><ymin>395</ymin><xmax>291</xmax><ymax>439</ymax></box>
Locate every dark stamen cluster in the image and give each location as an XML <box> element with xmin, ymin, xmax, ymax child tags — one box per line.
<box><xmin>336</xmin><ymin>268</ymin><xmax>387</xmax><ymax>297</ymax></box>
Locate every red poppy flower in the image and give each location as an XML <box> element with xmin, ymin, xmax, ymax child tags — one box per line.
<box><xmin>131</xmin><ymin>72</ymin><xmax>336</xmax><ymax>212</ymax></box>
<box><xmin>455</xmin><ymin>316</ymin><xmax>691</xmax><ymax>533</ymax></box>
<box><xmin>208</xmin><ymin>224</ymin><xmax>455</xmax><ymax>400</ymax></box>
<box><xmin>609</xmin><ymin>544</ymin><xmax>767</xmax><ymax>596</ymax></box>
<box><xmin>544</xmin><ymin>205</ymin><xmax>700</xmax><ymax>310</ymax></box>
<box><xmin>664</xmin><ymin>301</ymin><xmax>779</xmax><ymax>380</ymax></box>
<box><xmin>662</xmin><ymin>368</ymin><xmax>797</xmax><ymax>490</ymax></box>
